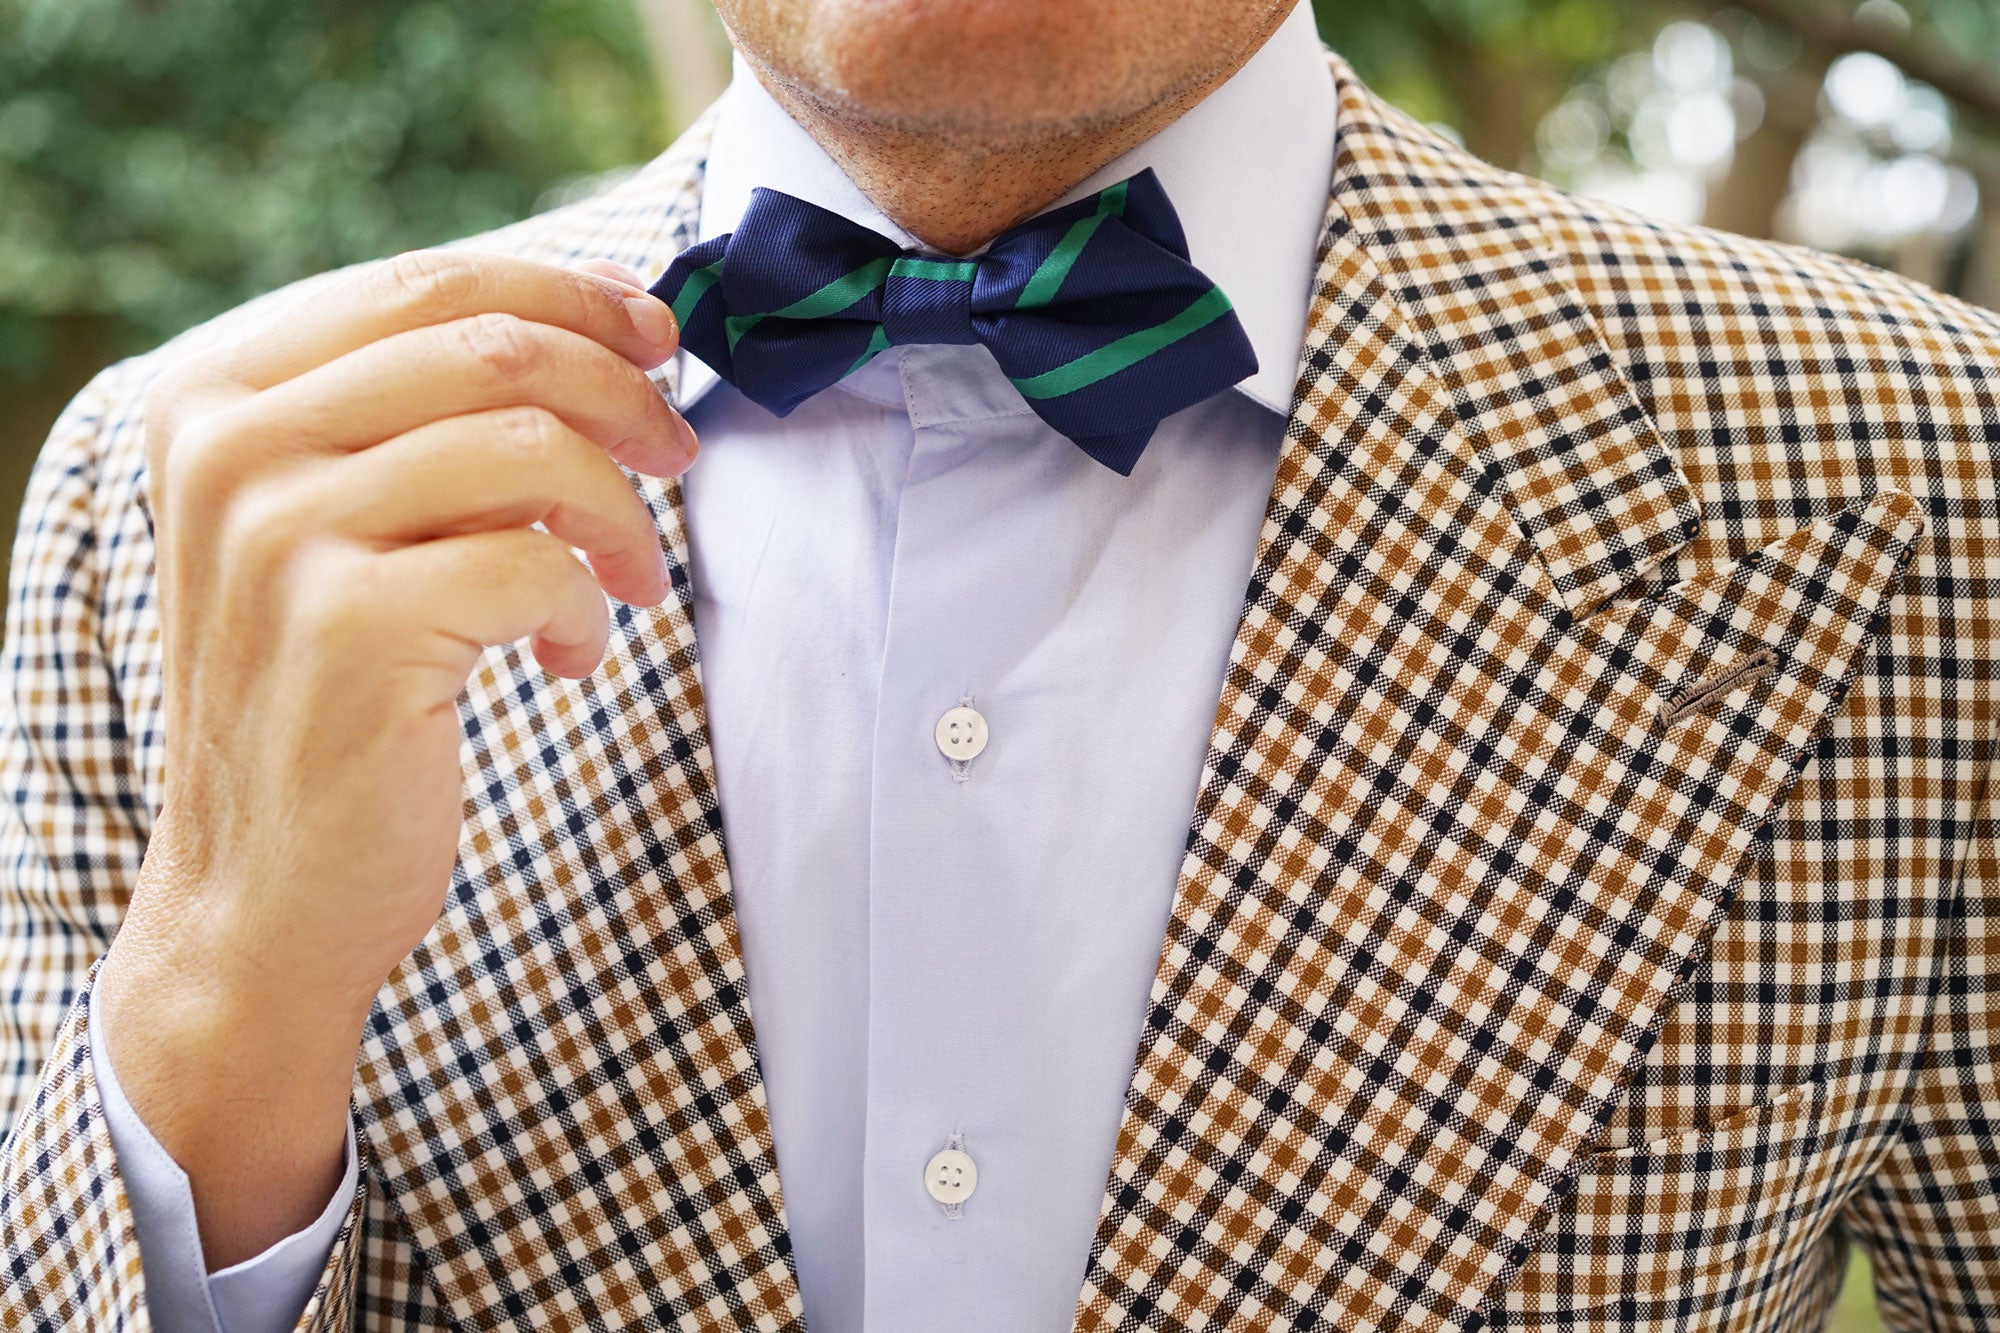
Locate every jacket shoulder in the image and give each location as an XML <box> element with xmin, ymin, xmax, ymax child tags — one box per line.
<box><xmin>1496</xmin><ymin>165</ymin><xmax>2000</xmax><ymax>506</ymax></box>
<box><xmin>1532</xmin><ymin>170</ymin><xmax>2000</xmax><ymax>371</ymax></box>
<box><xmin>1353</xmin><ymin>83</ymin><xmax>2000</xmax><ymax>381</ymax></box>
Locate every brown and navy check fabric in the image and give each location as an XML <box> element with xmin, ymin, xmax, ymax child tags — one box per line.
<box><xmin>2</xmin><ymin>54</ymin><xmax>1996</xmax><ymax>1333</ymax></box>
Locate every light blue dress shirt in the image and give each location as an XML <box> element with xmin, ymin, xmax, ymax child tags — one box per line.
<box><xmin>92</xmin><ymin>6</ymin><xmax>1338</xmax><ymax>1328</ymax></box>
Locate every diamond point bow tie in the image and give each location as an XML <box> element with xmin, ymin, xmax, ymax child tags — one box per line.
<box><xmin>648</xmin><ymin>168</ymin><xmax>1257</xmax><ymax>475</ymax></box>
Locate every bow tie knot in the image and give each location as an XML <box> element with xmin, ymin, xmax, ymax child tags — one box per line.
<box><xmin>650</xmin><ymin>168</ymin><xmax>1257</xmax><ymax>475</ymax></box>
<box><xmin>881</xmin><ymin>258</ymin><xmax>981</xmax><ymax>348</ymax></box>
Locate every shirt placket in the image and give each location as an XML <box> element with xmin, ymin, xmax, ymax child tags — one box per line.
<box><xmin>860</xmin><ymin>344</ymin><xmax>1041</xmax><ymax>1326</ymax></box>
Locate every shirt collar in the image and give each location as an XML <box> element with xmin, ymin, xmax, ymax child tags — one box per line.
<box><xmin>675</xmin><ymin>0</ymin><xmax>1336</xmax><ymax>417</ymax></box>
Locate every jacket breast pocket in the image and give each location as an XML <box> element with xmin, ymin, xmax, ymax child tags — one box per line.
<box><xmin>1494</xmin><ymin>1079</ymin><xmax>1822</xmax><ymax>1329</ymax></box>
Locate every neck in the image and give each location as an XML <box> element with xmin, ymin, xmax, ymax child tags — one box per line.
<box><xmin>739</xmin><ymin>26</ymin><xmax>1285</xmax><ymax>256</ymax></box>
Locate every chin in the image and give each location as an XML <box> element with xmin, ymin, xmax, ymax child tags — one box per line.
<box><xmin>719</xmin><ymin>0</ymin><xmax>1194</xmax><ymax>136</ymax></box>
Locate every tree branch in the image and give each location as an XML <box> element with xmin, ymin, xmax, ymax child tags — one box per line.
<box><xmin>1716</xmin><ymin>0</ymin><xmax>2000</xmax><ymax>127</ymax></box>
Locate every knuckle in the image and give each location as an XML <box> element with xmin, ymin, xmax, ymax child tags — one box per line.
<box><xmin>141</xmin><ymin>384</ymin><xmax>185</xmax><ymax>486</ymax></box>
<box><xmin>503</xmin><ymin>525</ymin><xmax>558</xmax><ymax>573</ymax></box>
<box><xmin>455</xmin><ymin>311</ymin><xmax>539</xmax><ymax>382</ymax></box>
<box><xmin>290</xmin><ymin>559</ymin><xmax>382</xmax><ymax>650</ymax></box>
<box><xmin>140</xmin><ymin>365</ymin><xmax>188</xmax><ymax>435</ymax></box>
<box><xmin>158</xmin><ymin>410</ymin><xmax>246</xmax><ymax>508</ymax></box>
<box><xmin>492</xmin><ymin>404</ymin><xmax>567</xmax><ymax>464</ymax></box>
<box><xmin>562</xmin><ymin>268</ymin><xmax>628</xmax><ymax>333</ymax></box>
<box><xmin>521</xmin><ymin>529</ymin><xmax>590</xmax><ymax>592</ymax></box>
<box><xmin>141</xmin><ymin>362</ymin><xmax>221</xmax><ymax>474</ymax></box>
<box><xmin>369</xmin><ymin>248</ymin><xmax>480</xmax><ymax>316</ymax></box>
<box><xmin>218</xmin><ymin>482</ymin><xmax>312</xmax><ymax>572</ymax></box>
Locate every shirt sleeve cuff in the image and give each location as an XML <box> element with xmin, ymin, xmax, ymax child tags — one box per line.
<box><xmin>89</xmin><ymin>980</ymin><xmax>360</xmax><ymax>1333</ymax></box>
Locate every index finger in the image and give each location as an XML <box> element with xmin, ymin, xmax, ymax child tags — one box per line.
<box><xmin>201</xmin><ymin>249</ymin><xmax>678</xmax><ymax>392</ymax></box>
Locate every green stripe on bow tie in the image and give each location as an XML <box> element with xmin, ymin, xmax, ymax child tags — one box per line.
<box><xmin>727</xmin><ymin>254</ymin><xmax>897</xmax><ymax>351</ymax></box>
<box><xmin>1015</xmin><ymin>179</ymin><xmax>1131</xmax><ymax>311</ymax></box>
<box><xmin>889</xmin><ymin>257</ymin><xmax>980</xmax><ymax>283</ymax></box>
<box><xmin>846</xmin><ymin>324</ymin><xmax>892</xmax><ymax>375</ymax></box>
<box><xmin>668</xmin><ymin>260</ymin><xmax>724</xmax><ymax>331</ymax></box>
<box><xmin>1009</xmin><ymin>283</ymin><xmax>1235</xmax><ymax>401</ymax></box>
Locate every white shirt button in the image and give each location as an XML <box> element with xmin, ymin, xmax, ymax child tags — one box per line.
<box><xmin>924</xmin><ymin>1147</ymin><xmax>978</xmax><ymax>1205</ymax></box>
<box><xmin>934</xmin><ymin>705</ymin><xmax>989</xmax><ymax>762</ymax></box>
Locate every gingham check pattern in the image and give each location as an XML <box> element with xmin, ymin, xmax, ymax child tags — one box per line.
<box><xmin>2</xmin><ymin>54</ymin><xmax>1996</xmax><ymax>1333</ymax></box>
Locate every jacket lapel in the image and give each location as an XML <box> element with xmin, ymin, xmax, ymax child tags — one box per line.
<box><xmin>1331</xmin><ymin>80</ymin><xmax>1703</xmax><ymax>624</ymax></box>
<box><xmin>351</xmin><ymin>121</ymin><xmax>809</xmax><ymax>1333</ymax></box>
<box><xmin>1074</xmin><ymin>59</ymin><xmax>1920</xmax><ymax>1333</ymax></box>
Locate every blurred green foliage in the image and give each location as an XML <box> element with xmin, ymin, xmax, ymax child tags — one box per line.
<box><xmin>1316</xmin><ymin>0</ymin><xmax>2000</xmax><ymax>166</ymax></box>
<box><xmin>1902</xmin><ymin>0</ymin><xmax>2000</xmax><ymax>54</ymax></box>
<box><xmin>0</xmin><ymin>0</ymin><xmax>664</xmax><ymax>389</ymax></box>
<box><xmin>1313</xmin><ymin>0</ymin><xmax>1646</xmax><ymax>159</ymax></box>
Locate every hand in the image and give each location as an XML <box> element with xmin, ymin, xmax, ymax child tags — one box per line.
<box><xmin>94</xmin><ymin>249</ymin><xmax>691</xmax><ymax>1267</ymax></box>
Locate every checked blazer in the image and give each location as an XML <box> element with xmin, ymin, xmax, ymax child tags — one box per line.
<box><xmin>3</xmin><ymin>53</ymin><xmax>1998</xmax><ymax>1333</ymax></box>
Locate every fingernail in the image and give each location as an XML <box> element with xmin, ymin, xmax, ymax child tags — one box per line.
<box><xmin>673</xmin><ymin>411</ymin><xmax>699</xmax><ymax>463</ymax></box>
<box><xmin>626</xmin><ymin>294</ymin><xmax>677</xmax><ymax>349</ymax></box>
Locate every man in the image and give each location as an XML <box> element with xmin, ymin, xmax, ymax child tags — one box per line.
<box><xmin>0</xmin><ymin>0</ymin><xmax>1995</xmax><ymax>1328</ymax></box>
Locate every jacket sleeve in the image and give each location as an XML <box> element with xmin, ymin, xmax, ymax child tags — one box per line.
<box><xmin>0</xmin><ymin>365</ymin><xmax>367</xmax><ymax>1331</ymax></box>
<box><xmin>1840</xmin><ymin>752</ymin><xmax>2000</xmax><ymax>1331</ymax></box>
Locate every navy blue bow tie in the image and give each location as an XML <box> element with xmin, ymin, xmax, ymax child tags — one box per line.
<box><xmin>648</xmin><ymin>168</ymin><xmax>1257</xmax><ymax>475</ymax></box>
